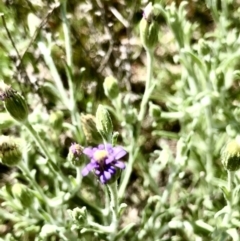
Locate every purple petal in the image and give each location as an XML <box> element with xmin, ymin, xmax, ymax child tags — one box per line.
<box><xmin>81</xmin><ymin>163</ymin><xmax>95</xmax><ymax>176</ymax></box>
<box><xmin>95</xmin><ymin>170</ymin><xmax>101</xmax><ymax>175</ymax></box>
<box><xmin>90</xmin><ymin>158</ymin><xmax>97</xmax><ymax>163</ymax></box>
<box><xmin>98</xmin><ymin>144</ymin><xmax>105</xmax><ymax>150</ymax></box>
<box><xmin>105</xmin><ymin>143</ymin><xmax>113</xmax><ymax>151</ymax></box>
<box><xmin>100</xmin><ymin>175</ymin><xmax>106</xmax><ymax>184</ymax></box>
<box><xmin>103</xmin><ymin>171</ymin><xmax>111</xmax><ymax>180</ymax></box>
<box><xmin>83</xmin><ymin>147</ymin><xmax>94</xmax><ymax>158</ymax></box>
<box><xmin>113</xmin><ymin>147</ymin><xmax>127</xmax><ymax>160</ymax></box>
<box><xmin>114</xmin><ymin>161</ymin><xmax>125</xmax><ymax>169</ymax></box>
<box><xmin>99</xmin><ymin>171</ymin><xmax>112</xmax><ymax>184</ymax></box>
<box><xmin>105</xmin><ymin>156</ymin><xmax>114</xmax><ymax>164</ymax></box>
<box><xmin>107</xmin><ymin>166</ymin><xmax>116</xmax><ymax>174</ymax></box>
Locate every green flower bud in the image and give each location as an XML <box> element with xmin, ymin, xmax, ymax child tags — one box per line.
<box><xmin>222</xmin><ymin>139</ymin><xmax>240</xmax><ymax>171</ymax></box>
<box><xmin>80</xmin><ymin>114</ymin><xmax>102</xmax><ymax>144</ymax></box>
<box><xmin>140</xmin><ymin>3</ymin><xmax>159</xmax><ymax>50</ymax></box>
<box><xmin>40</xmin><ymin>224</ymin><xmax>58</xmax><ymax>239</ymax></box>
<box><xmin>0</xmin><ymin>112</ymin><xmax>16</xmax><ymax>129</ymax></box>
<box><xmin>0</xmin><ymin>83</ymin><xmax>28</xmax><ymax>123</ymax></box>
<box><xmin>149</xmin><ymin>102</ymin><xmax>161</xmax><ymax>119</ymax></box>
<box><xmin>67</xmin><ymin>207</ymin><xmax>87</xmax><ymax>225</ymax></box>
<box><xmin>112</xmin><ymin>132</ymin><xmax>119</xmax><ymax>146</ymax></box>
<box><xmin>11</xmin><ymin>183</ymin><xmax>33</xmax><ymax>207</ymax></box>
<box><xmin>96</xmin><ymin>105</ymin><xmax>113</xmax><ymax>142</ymax></box>
<box><xmin>68</xmin><ymin>143</ymin><xmax>84</xmax><ymax>167</ymax></box>
<box><xmin>0</xmin><ymin>135</ymin><xmax>22</xmax><ymax>166</ymax></box>
<box><xmin>49</xmin><ymin>110</ymin><xmax>64</xmax><ymax>130</ymax></box>
<box><xmin>103</xmin><ymin>76</ymin><xmax>119</xmax><ymax>99</ymax></box>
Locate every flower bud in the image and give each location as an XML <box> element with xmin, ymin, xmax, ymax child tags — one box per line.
<box><xmin>140</xmin><ymin>3</ymin><xmax>159</xmax><ymax>50</ymax></box>
<box><xmin>0</xmin><ymin>135</ymin><xmax>22</xmax><ymax>166</ymax></box>
<box><xmin>11</xmin><ymin>183</ymin><xmax>33</xmax><ymax>207</ymax></box>
<box><xmin>96</xmin><ymin>105</ymin><xmax>113</xmax><ymax>142</ymax></box>
<box><xmin>222</xmin><ymin>139</ymin><xmax>240</xmax><ymax>171</ymax></box>
<box><xmin>49</xmin><ymin>110</ymin><xmax>64</xmax><ymax>130</ymax></box>
<box><xmin>80</xmin><ymin>114</ymin><xmax>102</xmax><ymax>144</ymax></box>
<box><xmin>40</xmin><ymin>224</ymin><xmax>58</xmax><ymax>239</ymax></box>
<box><xmin>67</xmin><ymin>207</ymin><xmax>87</xmax><ymax>225</ymax></box>
<box><xmin>103</xmin><ymin>76</ymin><xmax>119</xmax><ymax>99</ymax></box>
<box><xmin>0</xmin><ymin>83</ymin><xmax>28</xmax><ymax>123</ymax></box>
<box><xmin>0</xmin><ymin>112</ymin><xmax>16</xmax><ymax>129</ymax></box>
<box><xmin>149</xmin><ymin>102</ymin><xmax>161</xmax><ymax>119</ymax></box>
<box><xmin>112</xmin><ymin>132</ymin><xmax>119</xmax><ymax>146</ymax></box>
<box><xmin>68</xmin><ymin>143</ymin><xmax>84</xmax><ymax>166</ymax></box>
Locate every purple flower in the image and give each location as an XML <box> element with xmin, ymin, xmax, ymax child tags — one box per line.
<box><xmin>81</xmin><ymin>143</ymin><xmax>127</xmax><ymax>184</ymax></box>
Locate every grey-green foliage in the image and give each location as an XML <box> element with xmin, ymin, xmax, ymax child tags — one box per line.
<box><xmin>1</xmin><ymin>0</ymin><xmax>240</xmax><ymax>240</ymax></box>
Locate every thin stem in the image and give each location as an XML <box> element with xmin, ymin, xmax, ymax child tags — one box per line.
<box><xmin>227</xmin><ymin>170</ymin><xmax>232</xmax><ymax>192</ymax></box>
<box><xmin>118</xmin><ymin>142</ymin><xmax>139</xmax><ymax>200</ymax></box>
<box><xmin>24</xmin><ymin>121</ymin><xmax>53</xmax><ymax>162</ymax></box>
<box><xmin>107</xmin><ymin>182</ymin><xmax>119</xmax><ymax>240</ymax></box>
<box><xmin>138</xmin><ymin>49</ymin><xmax>154</xmax><ymax>122</ymax></box>
<box><xmin>24</xmin><ymin>121</ymin><xmax>68</xmax><ymax>183</ymax></box>
<box><xmin>38</xmin><ymin>42</ymin><xmax>69</xmax><ymax>107</ymax></box>
<box><xmin>61</xmin><ymin>1</ymin><xmax>72</xmax><ymax>69</ymax></box>
<box><xmin>223</xmin><ymin>170</ymin><xmax>234</xmax><ymax>225</ymax></box>
<box><xmin>119</xmin><ymin>49</ymin><xmax>155</xmax><ymax>201</ymax></box>
<box><xmin>1</xmin><ymin>14</ymin><xmax>21</xmax><ymax>60</ymax></box>
<box><xmin>61</xmin><ymin>2</ymin><xmax>82</xmax><ymax>142</ymax></box>
<box><xmin>87</xmin><ymin>221</ymin><xmax>112</xmax><ymax>234</ymax></box>
<box><xmin>18</xmin><ymin>162</ymin><xmax>53</xmax><ymax>218</ymax></box>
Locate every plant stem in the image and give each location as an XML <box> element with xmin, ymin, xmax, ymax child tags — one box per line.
<box><xmin>61</xmin><ymin>2</ymin><xmax>82</xmax><ymax>142</ymax></box>
<box><xmin>107</xmin><ymin>182</ymin><xmax>119</xmax><ymax>239</ymax></box>
<box><xmin>18</xmin><ymin>162</ymin><xmax>53</xmax><ymax>217</ymax></box>
<box><xmin>38</xmin><ymin>42</ymin><xmax>69</xmax><ymax>107</ymax></box>
<box><xmin>24</xmin><ymin>121</ymin><xmax>68</xmax><ymax>183</ymax></box>
<box><xmin>138</xmin><ymin>49</ymin><xmax>154</xmax><ymax>122</ymax></box>
<box><xmin>119</xmin><ymin>48</ymin><xmax>154</xmax><ymax>199</ymax></box>
<box><xmin>227</xmin><ymin>170</ymin><xmax>232</xmax><ymax>191</ymax></box>
<box><xmin>118</xmin><ymin>142</ymin><xmax>139</xmax><ymax>199</ymax></box>
<box><xmin>224</xmin><ymin>170</ymin><xmax>233</xmax><ymax>225</ymax></box>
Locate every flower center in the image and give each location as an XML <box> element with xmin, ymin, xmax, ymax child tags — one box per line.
<box><xmin>94</xmin><ymin>150</ymin><xmax>108</xmax><ymax>162</ymax></box>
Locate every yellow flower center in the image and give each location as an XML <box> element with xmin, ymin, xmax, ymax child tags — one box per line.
<box><xmin>94</xmin><ymin>150</ymin><xmax>108</xmax><ymax>162</ymax></box>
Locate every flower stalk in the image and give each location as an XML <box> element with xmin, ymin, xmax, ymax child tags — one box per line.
<box><xmin>107</xmin><ymin>182</ymin><xmax>119</xmax><ymax>239</ymax></box>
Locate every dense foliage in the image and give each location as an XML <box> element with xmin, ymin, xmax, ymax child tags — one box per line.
<box><xmin>0</xmin><ymin>0</ymin><xmax>240</xmax><ymax>240</ymax></box>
